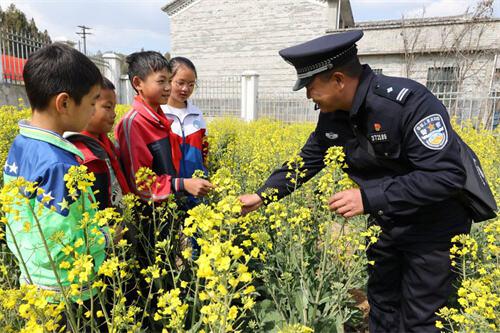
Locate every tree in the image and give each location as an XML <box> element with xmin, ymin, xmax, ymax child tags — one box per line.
<box><xmin>0</xmin><ymin>4</ymin><xmax>51</xmax><ymax>42</ymax></box>
<box><xmin>399</xmin><ymin>0</ymin><xmax>496</xmax><ymax>127</ymax></box>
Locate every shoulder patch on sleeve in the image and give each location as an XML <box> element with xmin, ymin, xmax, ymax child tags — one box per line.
<box><xmin>413</xmin><ymin>114</ymin><xmax>448</xmax><ymax>150</ymax></box>
<box><xmin>373</xmin><ymin>78</ymin><xmax>412</xmax><ymax>105</ymax></box>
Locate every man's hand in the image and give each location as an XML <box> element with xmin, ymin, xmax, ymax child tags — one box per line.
<box><xmin>328</xmin><ymin>188</ymin><xmax>364</xmax><ymax>218</ymax></box>
<box><xmin>184</xmin><ymin>178</ymin><xmax>215</xmax><ymax>197</ymax></box>
<box><xmin>238</xmin><ymin>193</ymin><xmax>263</xmax><ymax>215</ymax></box>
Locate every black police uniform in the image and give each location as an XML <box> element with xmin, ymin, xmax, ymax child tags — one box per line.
<box><xmin>255</xmin><ymin>31</ymin><xmax>472</xmax><ymax>333</ymax></box>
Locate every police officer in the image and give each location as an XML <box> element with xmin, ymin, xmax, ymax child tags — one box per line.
<box><xmin>239</xmin><ymin>30</ymin><xmax>471</xmax><ymax>332</ymax></box>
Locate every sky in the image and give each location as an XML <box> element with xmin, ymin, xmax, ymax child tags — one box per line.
<box><xmin>1</xmin><ymin>0</ymin><xmax>498</xmax><ymax>55</ymax></box>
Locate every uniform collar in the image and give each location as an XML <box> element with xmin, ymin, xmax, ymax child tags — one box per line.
<box><xmin>64</xmin><ymin>131</ymin><xmax>110</xmax><ymax>148</ymax></box>
<box><xmin>19</xmin><ymin>120</ymin><xmax>84</xmax><ymax>160</ymax></box>
<box><xmin>133</xmin><ymin>95</ymin><xmax>171</xmax><ymax>128</ymax></box>
<box><xmin>349</xmin><ymin>64</ymin><xmax>375</xmax><ymax>119</ymax></box>
<box><xmin>164</xmin><ymin>100</ymin><xmax>200</xmax><ymax>114</ymax></box>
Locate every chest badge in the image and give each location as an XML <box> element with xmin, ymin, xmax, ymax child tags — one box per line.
<box><xmin>374</xmin><ymin>123</ymin><xmax>382</xmax><ymax>132</ymax></box>
<box><xmin>413</xmin><ymin>114</ymin><xmax>448</xmax><ymax>150</ymax></box>
<box><xmin>193</xmin><ymin>120</ymin><xmax>201</xmax><ymax>129</ymax></box>
<box><xmin>369</xmin><ymin>131</ymin><xmax>389</xmax><ymax>143</ymax></box>
<box><xmin>325</xmin><ymin>132</ymin><xmax>339</xmax><ymax>140</ymax></box>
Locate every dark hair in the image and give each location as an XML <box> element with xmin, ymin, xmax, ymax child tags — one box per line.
<box><xmin>126</xmin><ymin>51</ymin><xmax>171</xmax><ymax>83</ymax></box>
<box><xmin>332</xmin><ymin>56</ymin><xmax>363</xmax><ymax>78</ymax></box>
<box><xmin>23</xmin><ymin>43</ymin><xmax>103</xmax><ymax>110</ymax></box>
<box><xmin>170</xmin><ymin>56</ymin><xmax>197</xmax><ymax>79</ymax></box>
<box><xmin>317</xmin><ymin>56</ymin><xmax>362</xmax><ymax>83</ymax></box>
<box><xmin>102</xmin><ymin>77</ymin><xmax>115</xmax><ymax>90</ymax></box>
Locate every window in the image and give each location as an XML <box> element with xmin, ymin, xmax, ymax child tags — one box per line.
<box><xmin>427</xmin><ymin>67</ymin><xmax>459</xmax><ymax>109</ymax></box>
<box><xmin>426</xmin><ymin>67</ymin><xmax>459</xmax><ymax>96</ymax></box>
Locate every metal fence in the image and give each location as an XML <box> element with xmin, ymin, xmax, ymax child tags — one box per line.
<box><xmin>190</xmin><ymin>76</ymin><xmax>500</xmax><ymax>128</ymax></box>
<box><xmin>258</xmin><ymin>92</ymin><xmax>316</xmax><ymax>123</ymax></box>
<box><xmin>191</xmin><ymin>76</ymin><xmax>241</xmax><ymax>118</ymax></box>
<box><xmin>436</xmin><ymin>92</ymin><xmax>500</xmax><ymax>130</ymax></box>
<box><xmin>0</xmin><ymin>28</ymin><xmax>49</xmax><ymax>84</ymax></box>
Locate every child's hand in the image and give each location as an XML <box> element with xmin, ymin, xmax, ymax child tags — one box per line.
<box><xmin>184</xmin><ymin>178</ymin><xmax>214</xmax><ymax>197</ymax></box>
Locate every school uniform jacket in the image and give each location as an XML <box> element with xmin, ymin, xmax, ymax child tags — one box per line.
<box><xmin>3</xmin><ymin>121</ymin><xmax>108</xmax><ymax>296</ymax></box>
<box><xmin>161</xmin><ymin>101</ymin><xmax>208</xmax><ymax>178</ymax></box>
<box><xmin>115</xmin><ymin>96</ymin><xmax>184</xmax><ymax>201</ymax></box>
<box><xmin>65</xmin><ymin>131</ymin><xmax>130</xmax><ymax>210</ymax></box>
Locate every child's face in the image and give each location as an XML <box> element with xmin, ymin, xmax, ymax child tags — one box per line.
<box><xmin>85</xmin><ymin>88</ymin><xmax>117</xmax><ymax>135</ymax></box>
<box><xmin>66</xmin><ymin>84</ymin><xmax>100</xmax><ymax>132</ymax></box>
<box><xmin>170</xmin><ymin>66</ymin><xmax>196</xmax><ymax>105</ymax></box>
<box><xmin>135</xmin><ymin>69</ymin><xmax>171</xmax><ymax>108</ymax></box>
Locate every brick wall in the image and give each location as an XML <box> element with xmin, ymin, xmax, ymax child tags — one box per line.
<box><xmin>169</xmin><ymin>0</ymin><xmax>331</xmax><ymax>93</ymax></box>
<box><xmin>167</xmin><ymin>1</ymin><xmax>499</xmax><ymax>98</ymax></box>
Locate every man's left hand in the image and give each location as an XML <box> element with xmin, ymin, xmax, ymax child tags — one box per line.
<box><xmin>328</xmin><ymin>188</ymin><xmax>364</xmax><ymax>218</ymax></box>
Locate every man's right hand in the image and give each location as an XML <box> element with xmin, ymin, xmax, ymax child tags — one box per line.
<box><xmin>238</xmin><ymin>193</ymin><xmax>263</xmax><ymax>214</ymax></box>
<box><xmin>183</xmin><ymin>178</ymin><xmax>215</xmax><ymax>197</ymax></box>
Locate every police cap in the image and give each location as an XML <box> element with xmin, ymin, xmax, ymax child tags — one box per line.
<box><xmin>279</xmin><ymin>30</ymin><xmax>363</xmax><ymax>91</ymax></box>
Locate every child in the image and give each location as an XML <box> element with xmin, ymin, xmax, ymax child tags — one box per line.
<box><xmin>114</xmin><ymin>52</ymin><xmax>213</xmax><ymax>329</ymax></box>
<box><xmin>3</xmin><ymin>44</ymin><xmax>110</xmax><ymax>303</ymax></box>
<box><xmin>161</xmin><ymin>57</ymin><xmax>208</xmax><ymax>209</ymax></box>
<box><xmin>115</xmin><ymin>51</ymin><xmax>213</xmax><ymax>203</ymax></box>
<box><xmin>65</xmin><ymin>78</ymin><xmax>130</xmax><ymax>210</ymax></box>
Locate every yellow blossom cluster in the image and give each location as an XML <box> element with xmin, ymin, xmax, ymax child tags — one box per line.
<box><xmin>0</xmin><ymin>107</ymin><xmax>498</xmax><ymax>332</ymax></box>
<box><xmin>437</xmin><ymin>217</ymin><xmax>500</xmax><ymax>332</ymax></box>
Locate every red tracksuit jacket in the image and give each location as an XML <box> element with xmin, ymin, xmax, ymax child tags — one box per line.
<box><xmin>115</xmin><ymin>96</ymin><xmax>184</xmax><ymax>201</ymax></box>
<box><xmin>67</xmin><ymin>131</ymin><xmax>130</xmax><ymax>210</ymax></box>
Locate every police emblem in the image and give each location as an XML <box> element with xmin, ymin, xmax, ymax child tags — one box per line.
<box><xmin>413</xmin><ymin>114</ymin><xmax>448</xmax><ymax>150</ymax></box>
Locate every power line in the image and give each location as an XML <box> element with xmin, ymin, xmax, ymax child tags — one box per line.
<box><xmin>76</xmin><ymin>25</ymin><xmax>92</xmax><ymax>55</ymax></box>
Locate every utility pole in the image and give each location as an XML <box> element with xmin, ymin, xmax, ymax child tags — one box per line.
<box><xmin>76</xmin><ymin>25</ymin><xmax>92</xmax><ymax>55</ymax></box>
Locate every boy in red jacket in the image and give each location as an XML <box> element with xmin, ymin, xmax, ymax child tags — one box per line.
<box><xmin>115</xmin><ymin>51</ymin><xmax>213</xmax><ymax>201</ymax></box>
<box><xmin>66</xmin><ymin>78</ymin><xmax>130</xmax><ymax>210</ymax></box>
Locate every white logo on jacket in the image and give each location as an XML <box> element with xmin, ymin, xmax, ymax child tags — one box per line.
<box><xmin>161</xmin><ymin>102</ymin><xmax>207</xmax><ymax>138</ymax></box>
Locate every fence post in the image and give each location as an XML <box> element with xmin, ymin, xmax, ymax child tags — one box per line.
<box><xmin>241</xmin><ymin>71</ymin><xmax>259</xmax><ymax>121</ymax></box>
<box><xmin>102</xmin><ymin>53</ymin><xmax>122</xmax><ymax>100</ymax></box>
<box><xmin>120</xmin><ymin>74</ymin><xmax>135</xmax><ymax>105</ymax></box>
<box><xmin>0</xmin><ymin>29</ymin><xmax>4</xmax><ymax>82</ymax></box>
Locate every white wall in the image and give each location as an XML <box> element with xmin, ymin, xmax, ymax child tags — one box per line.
<box><xmin>169</xmin><ymin>0</ymin><xmax>330</xmax><ymax>93</ymax></box>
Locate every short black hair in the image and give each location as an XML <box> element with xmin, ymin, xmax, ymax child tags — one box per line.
<box><xmin>23</xmin><ymin>43</ymin><xmax>103</xmax><ymax>110</ymax></box>
<box><xmin>102</xmin><ymin>77</ymin><xmax>115</xmax><ymax>90</ymax></box>
<box><xmin>126</xmin><ymin>51</ymin><xmax>171</xmax><ymax>83</ymax></box>
<box><xmin>333</xmin><ymin>56</ymin><xmax>363</xmax><ymax>78</ymax></box>
<box><xmin>170</xmin><ymin>56</ymin><xmax>197</xmax><ymax>79</ymax></box>
<box><xmin>317</xmin><ymin>56</ymin><xmax>362</xmax><ymax>83</ymax></box>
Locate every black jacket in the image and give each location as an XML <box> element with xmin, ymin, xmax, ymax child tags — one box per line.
<box><xmin>257</xmin><ymin>65</ymin><xmax>467</xmax><ymax>222</ymax></box>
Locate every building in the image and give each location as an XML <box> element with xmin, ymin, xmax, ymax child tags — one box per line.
<box><xmin>163</xmin><ymin>0</ymin><xmax>500</xmax><ymax>125</ymax></box>
<box><xmin>162</xmin><ymin>0</ymin><xmax>355</xmax><ymax>93</ymax></box>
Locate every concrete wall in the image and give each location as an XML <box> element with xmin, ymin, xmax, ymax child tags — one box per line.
<box><xmin>0</xmin><ymin>83</ymin><xmax>29</xmax><ymax>107</ymax></box>
<box><xmin>168</xmin><ymin>0</ymin><xmax>331</xmax><ymax>93</ymax></box>
<box><xmin>356</xmin><ymin>18</ymin><xmax>499</xmax><ymax>55</ymax></box>
<box><xmin>356</xmin><ymin>18</ymin><xmax>500</xmax><ymax>96</ymax></box>
<box><xmin>359</xmin><ymin>52</ymin><xmax>497</xmax><ymax>96</ymax></box>
<box><xmin>167</xmin><ymin>2</ymin><xmax>499</xmax><ymax>98</ymax></box>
